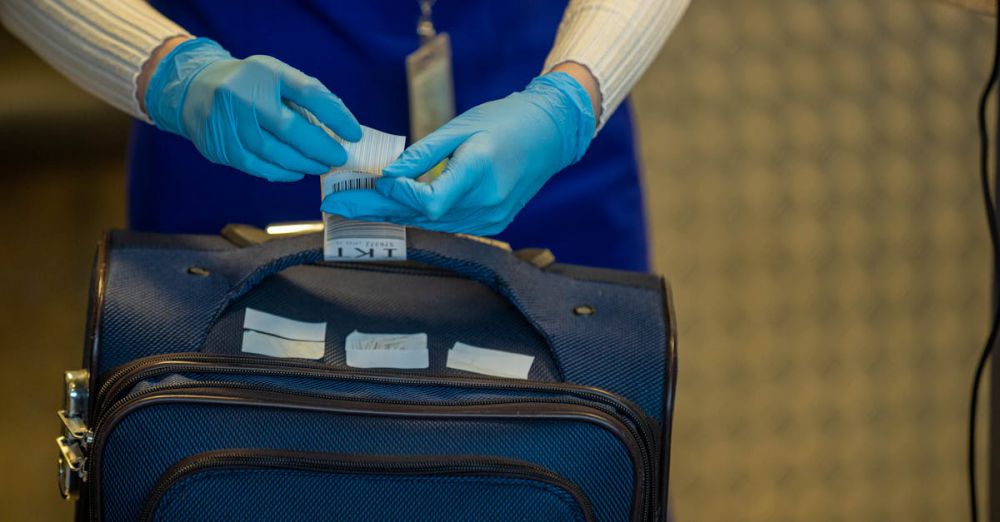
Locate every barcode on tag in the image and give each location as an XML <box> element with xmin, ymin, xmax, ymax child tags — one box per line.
<box><xmin>322</xmin><ymin>172</ymin><xmax>378</xmax><ymax>193</ymax></box>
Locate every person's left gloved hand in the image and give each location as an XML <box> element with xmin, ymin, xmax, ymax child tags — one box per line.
<box><xmin>321</xmin><ymin>72</ymin><xmax>596</xmax><ymax>235</ymax></box>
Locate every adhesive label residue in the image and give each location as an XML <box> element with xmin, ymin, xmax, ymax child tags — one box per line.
<box><xmin>446</xmin><ymin>342</ymin><xmax>535</xmax><ymax>379</ymax></box>
<box><xmin>241</xmin><ymin>308</ymin><xmax>326</xmax><ymax>360</ymax></box>
<box><xmin>345</xmin><ymin>331</ymin><xmax>429</xmax><ymax>369</ymax></box>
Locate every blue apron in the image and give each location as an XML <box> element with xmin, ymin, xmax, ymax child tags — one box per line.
<box><xmin>132</xmin><ymin>0</ymin><xmax>649</xmax><ymax>271</ymax></box>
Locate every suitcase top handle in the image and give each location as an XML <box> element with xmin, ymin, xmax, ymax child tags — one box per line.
<box><xmin>206</xmin><ymin>229</ymin><xmax>565</xmax><ymax>375</ymax></box>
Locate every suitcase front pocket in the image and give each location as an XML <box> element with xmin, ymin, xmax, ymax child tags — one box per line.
<box><xmin>140</xmin><ymin>450</ymin><xmax>594</xmax><ymax>522</ymax></box>
<box><xmin>91</xmin><ymin>387</ymin><xmax>645</xmax><ymax>522</ymax></box>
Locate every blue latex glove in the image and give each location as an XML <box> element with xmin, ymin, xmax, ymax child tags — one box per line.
<box><xmin>146</xmin><ymin>38</ymin><xmax>362</xmax><ymax>182</ymax></box>
<box><xmin>321</xmin><ymin>72</ymin><xmax>596</xmax><ymax>235</ymax></box>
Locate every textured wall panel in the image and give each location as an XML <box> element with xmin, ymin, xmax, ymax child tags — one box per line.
<box><xmin>633</xmin><ymin>1</ymin><xmax>993</xmax><ymax>520</ymax></box>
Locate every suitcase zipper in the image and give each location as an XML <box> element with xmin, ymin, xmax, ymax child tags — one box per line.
<box><xmin>138</xmin><ymin>449</ymin><xmax>596</xmax><ymax>522</ymax></box>
<box><xmin>89</xmin><ymin>387</ymin><xmax>647</xmax><ymax>522</ymax></box>
<box><xmin>96</xmin><ymin>353</ymin><xmax>656</xmax><ymax>444</ymax></box>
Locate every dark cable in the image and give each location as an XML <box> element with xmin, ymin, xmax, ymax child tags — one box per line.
<box><xmin>969</xmin><ymin>2</ymin><xmax>1000</xmax><ymax>520</ymax></box>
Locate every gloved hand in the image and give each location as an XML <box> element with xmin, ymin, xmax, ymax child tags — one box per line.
<box><xmin>145</xmin><ymin>37</ymin><xmax>362</xmax><ymax>182</ymax></box>
<box><xmin>321</xmin><ymin>72</ymin><xmax>596</xmax><ymax>235</ymax></box>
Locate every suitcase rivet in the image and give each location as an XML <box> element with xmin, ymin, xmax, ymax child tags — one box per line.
<box><xmin>186</xmin><ymin>266</ymin><xmax>210</xmax><ymax>277</ymax></box>
<box><xmin>573</xmin><ymin>305</ymin><xmax>596</xmax><ymax>316</ymax></box>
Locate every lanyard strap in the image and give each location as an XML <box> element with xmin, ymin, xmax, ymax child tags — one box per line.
<box><xmin>417</xmin><ymin>0</ymin><xmax>437</xmax><ymax>43</ymax></box>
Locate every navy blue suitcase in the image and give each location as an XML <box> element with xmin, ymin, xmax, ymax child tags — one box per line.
<box><xmin>56</xmin><ymin>227</ymin><xmax>677</xmax><ymax>521</ymax></box>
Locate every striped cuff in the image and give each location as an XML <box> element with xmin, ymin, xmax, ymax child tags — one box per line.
<box><xmin>0</xmin><ymin>0</ymin><xmax>190</xmax><ymax>122</ymax></box>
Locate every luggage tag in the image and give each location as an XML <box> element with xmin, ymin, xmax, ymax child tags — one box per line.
<box><xmin>319</xmin><ymin>127</ymin><xmax>408</xmax><ymax>262</ymax></box>
<box><xmin>288</xmin><ymin>101</ymin><xmax>408</xmax><ymax>262</ymax></box>
<box><xmin>406</xmin><ymin>0</ymin><xmax>455</xmax><ymax>181</ymax></box>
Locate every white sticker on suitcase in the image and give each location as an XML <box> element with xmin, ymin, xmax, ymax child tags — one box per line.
<box><xmin>345</xmin><ymin>331</ymin><xmax>429</xmax><ymax>369</ymax></box>
<box><xmin>446</xmin><ymin>342</ymin><xmax>535</xmax><ymax>379</ymax></box>
<box><xmin>241</xmin><ymin>308</ymin><xmax>326</xmax><ymax>360</ymax></box>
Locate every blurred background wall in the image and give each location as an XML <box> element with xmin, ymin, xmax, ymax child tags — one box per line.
<box><xmin>0</xmin><ymin>0</ymin><xmax>994</xmax><ymax>520</ymax></box>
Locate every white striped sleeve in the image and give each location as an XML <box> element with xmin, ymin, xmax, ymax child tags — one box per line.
<box><xmin>0</xmin><ymin>0</ymin><xmax>190</xmax><ymax>122</ymax></box>
<box><xmin>543</xmin><ymin>0</ymin><xmax>690</xmax><ymax>131</ymax></box>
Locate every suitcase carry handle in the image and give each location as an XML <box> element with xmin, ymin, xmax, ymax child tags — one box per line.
<box><xmin>205</xmin><ymin>228</ymin><xmax>569</xmax><ymax>378</ymax></box>
<box><xmin>220</xmin><ymin>229</ymin><xmax>543</xmax><ymax>309</ymax></box>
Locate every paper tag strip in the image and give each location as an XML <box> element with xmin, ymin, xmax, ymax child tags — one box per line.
<box><xmin>321</xmin><ymin>127</ymin><xmax>407</xmax><ymax>262</ymax></box>
<box><xmin>289</xmin><ymin>102</ymin><xmax>408</xmax><ymax>262</ymax></box>
<box><xmin>446</xmin><ymin>342</ymin><xmax>535</xmax><ymax>379</ymax></box>
<box><xmin>241</xmin><ymin>308</ymin><xmax>326</xmax><ymax>360</ymax></box>
<box><xmin>345</xmin><ymin>331</ymin><xmax>429</xmax><ymax>369</ymax></box>
<box><xmin>332</xmin><ymin>126</ymin><xmax>406</xmax><ymax>173</ymax></box>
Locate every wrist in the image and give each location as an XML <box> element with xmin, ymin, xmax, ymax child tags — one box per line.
<box><xmin>137</xmin><ymin>35</ymin><xmax>192</xmax><ymax>115</ymax></box>
<box><xmin>144</xmin><ymin>37</ymin><xmax>233</xmax><ymax>137</ymax></box>
<box><xmin>550</xmin><ymin>62</ymin><xmax>602</xmax><ymax>122</ymax></box>
<box><xmin>527</xmin><ymin>72</ymin><xmax>597</xmax><ymax>166</ymax></box>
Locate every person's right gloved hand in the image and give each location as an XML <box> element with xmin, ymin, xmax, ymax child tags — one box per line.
<box><xmin>145</xmin><ymin>37</ymin><xmax>362</xmax><ymax>182</ymax></box>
